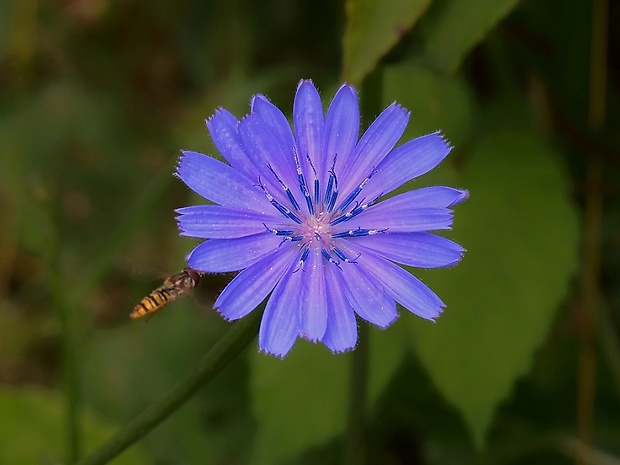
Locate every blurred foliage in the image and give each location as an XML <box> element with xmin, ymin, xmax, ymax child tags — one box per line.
<box><xmin>0</xmin><ymin>0</ymin><xmax>619</xmax><ymax>464</ymax></box>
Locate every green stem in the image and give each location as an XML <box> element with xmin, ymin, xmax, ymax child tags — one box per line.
<box><xmin>74</xmin><ymin>310</ymin><xmax>262</xmax><ymax>465</ymax></box>
<box><xmin>343</xmin><ymin>324</ymin><xmax>369</xmax><ymax>465</ymax></box>
<box><xmin>54</xmin><ymin>267</ymin><xmax>82</xmax><ymax>463</ymax></box>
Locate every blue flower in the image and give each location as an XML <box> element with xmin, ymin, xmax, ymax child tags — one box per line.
<box><xmin>176</xmin><ymin>80</ymin><xmax>467</xmax><ymax>357</ymax></box>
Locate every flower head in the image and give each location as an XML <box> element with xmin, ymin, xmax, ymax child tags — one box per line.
<box><xmin>176</xmin><ymin>80</ymin><xmax>467</xmax><ymax>357</ymax></box>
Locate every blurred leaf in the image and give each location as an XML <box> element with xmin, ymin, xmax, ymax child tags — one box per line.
<box><xmin>250</xmin><ymin>328</ymin><xmax>406</xmax><ymax>465</ymax></box>
<box><xmin>382</xmin><ymin>60</ymin><xmax>475</xmax><ymax>147</ymax></box>
<box><xmin>409</xmin><ymin>129</ymin><xmax>580</xmax><ymax>447</ymax></box>
<box><xmin>0</xmin><ymin>387</ymin><xmax>149</xmax><ymax>465</ymax></box>
<box><xmin>421</xmin><ymin>0</ymin><xmax>520</xmax><ymax>73</ymax></box>
<box><xmin>342</xmin><ymin>0</ymin><xmax>431</xmax><ymax>85</ymax></box>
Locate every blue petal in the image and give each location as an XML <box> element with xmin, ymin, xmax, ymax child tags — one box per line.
<box><xmin>346</xmin><ymin>243</ymin><xmax>444</xmax><ymax>320</ymax></box>
<box><xmin>206</xmin><ymin>109</ymin><xmax>258</xmax><ymax>180</ymax></box>
<box><xmin>337</xmin><ymin>207</ymin><xmax>453</xmax><ymax>233</ymax></box>
<box><xmin>176</xmin><ymin>151</ymin><xmax>268</xmax><ymax>210</ymax></box>
<box><xmin>297</xmin><ymin>247</ymin><xmax>327</xmax><ymax>341</ymax></box>
<box><xmin>363</xmin><ymin>132</ymin><xmax>452</xmax><ymax>201</ymax></box>
<box><xmin>338</xmin><ymin>103</ymin><xmax>409</xmax><ymax>201</ymax></box>
<box><xmin>251</xmin><ymin>95</ymin><xmax>298</xmax><ymax>162</ymax></box>
<box><xmin>293</xmin><ymin>81</ymin><xmax>327</xmax><ymax>196</ymax></box>
<box><xmin>187</xmin><ymin>233</ymin><xmax>285</xmax><ymax>272</ymax></box>
<box><xmin>238</xmin><ymin>113</ymin><xmax>301</xmax><ymax>210</ymax></box>
<box><xmin>322</xmin><ymin>263</ymin><xmax>358</xmax><ymax>353</ymax></box>
<box><xmin>259</xmin><ymin>259</ymin><xmax>301</xmax><ymax>357</ymax></box>
<box><xmin>215</xmin><ymin>245</ymin><xmax>298</xmax><ymax>320</ymax></box>
<box><xmin>322</xmin><ymin>84</ymin><xmax>359</xmax><ymax>185</ymax></box>
<box><xmin>340</xmin><ymin>258</ymin><xmax>398</xmax><ymax>327</ymax></box>
<box><xmin>352</xmin><ymin>232</ymin><xmax>465</xmax><ymax>268</ymax></box>
<box><xmin>176</xmin><ymin>205</ymin><xmax>283</xmax><ymax>239</ymax></box>
<box><xmin>369</xmin><ymin>186</ymin><xmax>468</xmax><ymax>211</ymax></box>
<box><xmin>294</xmin><ymin>80</ymin><xmax>325</xmax><ymax>183</ymax></box>
<box><xmin>339</xmin><ymin>187</ymin><xmax>468</xmax><ymax>232</ymax></box>
<box><xmin>399</xmin><ymin>186</ymin><xmax>469</xmax><ymax>207</ymax></box>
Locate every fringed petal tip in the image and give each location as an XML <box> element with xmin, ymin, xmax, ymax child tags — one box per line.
<box><xmin>300</xmin><ymin>333</ymin><xmax>321</xmax><ymax>343</ymax></box>
<box><xmin>387</xmin><ymin>101</ymin><xmax>410</xmax><ymax>116</ymax></box>
<box><xmin>204</xmin><ymin>108</ymin><xmax>222</xmax><ymax>126</ymax></box>
<box><xmin>450</xmin><ymin>189</ymin><xmax>469</xmax><ymax>206</ymax></box>
<box><xmin>325</xmin><ymin>344</ymin><xmax>356</xmax><ymax>355</ymax></box>
<box><xmin>296</xmin><ymin>78</ymin><xmax>316</xmax><ymax>91</ymax></box>
<box><xmin>259</xmin><ymin>347</ymin><xmax>288</xmax><ymax>359</ymax></box>
<box><xmin>420</xmin><ymin>130</ymin><xmax>454</xmax><ymax>163</ymax></box>
<box><xmin>249</xmin><ymin>93</ymin><xmax>271</xmax><ymax>112</ymax></box>
<box><xmin>427</xmin><ymin>129</ymin><xmax>453</xmax><ymax>147</ymax></box>
<box><xmin>214</xmin><ymin>306</ymin><xmax>243</xmax><ymax>323</ymax></box>
<box><xmin>334</xmin><ymin>82</ymin><xmax>359</xmax><ymax>97</ymax></box>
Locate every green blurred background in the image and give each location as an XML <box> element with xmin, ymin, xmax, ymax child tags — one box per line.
<box><xmin>0</xmin><ymin>0</ymin><xmax>618</xmax><ymax>464</ymax></box>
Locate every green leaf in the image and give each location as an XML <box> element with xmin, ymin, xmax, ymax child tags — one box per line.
<box><xmin>250</xmin><ymin>331</ymin><xmax>406</xmax><ymax>464</ymax></box>
<box><xmin>382</xmin><ymin>60</ymin><xmax>475</xmax><ymax>147</ymax></box>
<box><xmin>342</xmin><ymin>0</ymin><xmax>431</xmax><ymax>85</ymax></box>
<box><xmin>0</xmin><ymin>387</ymin><xmax>149</xmax><ymax>465</ymax></box>
<box><xmin>422</xmin><ymin>0</ymin><xmax>520</xmax><ymax>73</ymax></box>
<box><xmin>408</xmin><ymin>129</ymin><xmax>580</xmax><ymax>447</ymax></box>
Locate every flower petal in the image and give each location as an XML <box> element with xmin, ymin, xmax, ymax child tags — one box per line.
<box><xmin>206</xmin><ymin>109</ymin><xmax>260</xmax><ymax>181</ymax></box>
<box><xmin>176</xmin><ymin>205</ymin><xmax>283</xmax><ymax>239</ymax></box>
<box><xmin>298</xmin><ymin>248</ymin><xmax>328</xmax><ymax>341</ymax></box>
<box><xmin>259</xmin><ymin>260</ymin><xmax>301</xmax><ymax>357</ymax></box>
<box><xmin>294</xmin><ymin>80</ymin><xmax>325</xmax><ymax>182</ymax></box>
<box><xmin>323</xmin><ymin>84</ymin><xmax>359</xmax><ymax>183</ymax></box>
<box><xmin>339</xmin><ymin>103</ymin><xmax>409</xmax><ymax>201</ymax></box>
<box><xmin>344</xmin><ymin>243</ymin><xmax>444</xmax><ymax>320</ymax></box>
<box><xmin>176</xmin><ymin>151</ymin><xmax>268</xmax><ymax>210</ymax></box>
<box><xmin>238</xmin><ymin>113</ymin><xmax>300</xmax><ymax>210</ymax></box>
<box><xmin>340</xmin><ymin>259</ymin><xmax>398</xmax><ymax>327</ymax></box>
<box><xmin>187</xmin><ymin>233</ymin><xmax>285</xmax><ymax>272</ymax></box>
<box><xmin>215</xmin><ymin>245</ymin><xmax>298</xmax><ymax>320</ymax></box>
<box><xmin>322</xmin><ymin>263</ymin><xmax>358</xmax><ymax>353</ymax></box>
<box><xmin>337</xmin><ymin>187</ymin><xmax>468</xmax><ymax>233</ymax></box>
<box><xmin>363</xmin><ymin>132</ymin><xmax>452</xmax><ymax>200</ymax></box>
<box><xmin>336</xmin><ymin>208</ymin><xmax>453</xmax><ymax>233</ymax></box>
<box><xmin>352</xmin><ymin>232</ymin><xmax>465</xmax><ymax>268</ymax></box>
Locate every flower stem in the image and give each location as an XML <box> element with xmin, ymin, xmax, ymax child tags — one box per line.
<box><xmin>53</xmin><ymin>262</ymin><xmax>82</xmax><ymax>463</ymax></box>
<box><xmin>74</xmin><ymin>310</ymin><xmax>261</xmax><ymax>465</ymax></box>
<box><xmin>343</xmin><ymin>324</ymin><xmax>369</xmax><ymax>465</ymax></box>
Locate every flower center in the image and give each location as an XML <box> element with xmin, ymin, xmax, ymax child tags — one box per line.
<box><xmin>260</xmin><ymin>156</ymin><xmax>384</xmax><ymax>269</ymax></box>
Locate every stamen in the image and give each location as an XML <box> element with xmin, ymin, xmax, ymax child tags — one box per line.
<box><xmin>263</xmin><ymin>223</ymin><xmax>295</xmax><ymax>237</ymax></box>
<box><xmin>331</xmin><ymin>227</ymin><xmax>388</xmax><ymax>238</ymax></box>
<box><xmin>267</xmin><ymin>164</ymin><xmax>300</xmax><ymax>211</ymax></box>
<box><xmin>258</xmin><ymin>177</ymin><xmax>303</xmax><ymax>224</ymax></box>
<box><xmin>293</xmin><ymin>247</ymin><xmax>311</xmax><ymax>273</ymax></box>
<box><xmin>324</xmin><ymin>155</ymin><xmax>338</xmax><ymax>212</ymax></box>
<box><xmin>305</xmin><ymin>153</ymin><xmax>321</xmax><ymax>206</ymax></box>
<box><xmin>329</xmin><ymin>194</ymin><xmax>381</xmax><ymax>226</ymax></box>
<box><xmin>293</xmin><ymin>149</ymin><xmax>314</xmax><ymax>215</ymax></box>
<box><xmin>314</xmin><ymin>179</ymin><xmax>320</xmax><ymax>206</ymax></box>
<box><xmin>332</xmin><ymin>248</ymin><xmax>360</xmax><ymax>264</ymax></box>
<box><xmin>321</xmin><ymin>248</ymin><xmax>342</xmax><ymax>269</ymax></box>
<box><xmin>338</xmin><ymin>168</ymin><xmax>378</xmax><ymax>212</ymax></box>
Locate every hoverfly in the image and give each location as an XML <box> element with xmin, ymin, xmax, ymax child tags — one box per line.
<box><xmin>131</xmin><ymin>268</ymin><xmax>203</xmax><ymax>320</ymax></box>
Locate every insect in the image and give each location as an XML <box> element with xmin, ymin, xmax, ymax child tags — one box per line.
<box><xmin>131</xmin><ymin>268</ymin><xmax>203</xmax><ymax>320</ymax></box>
